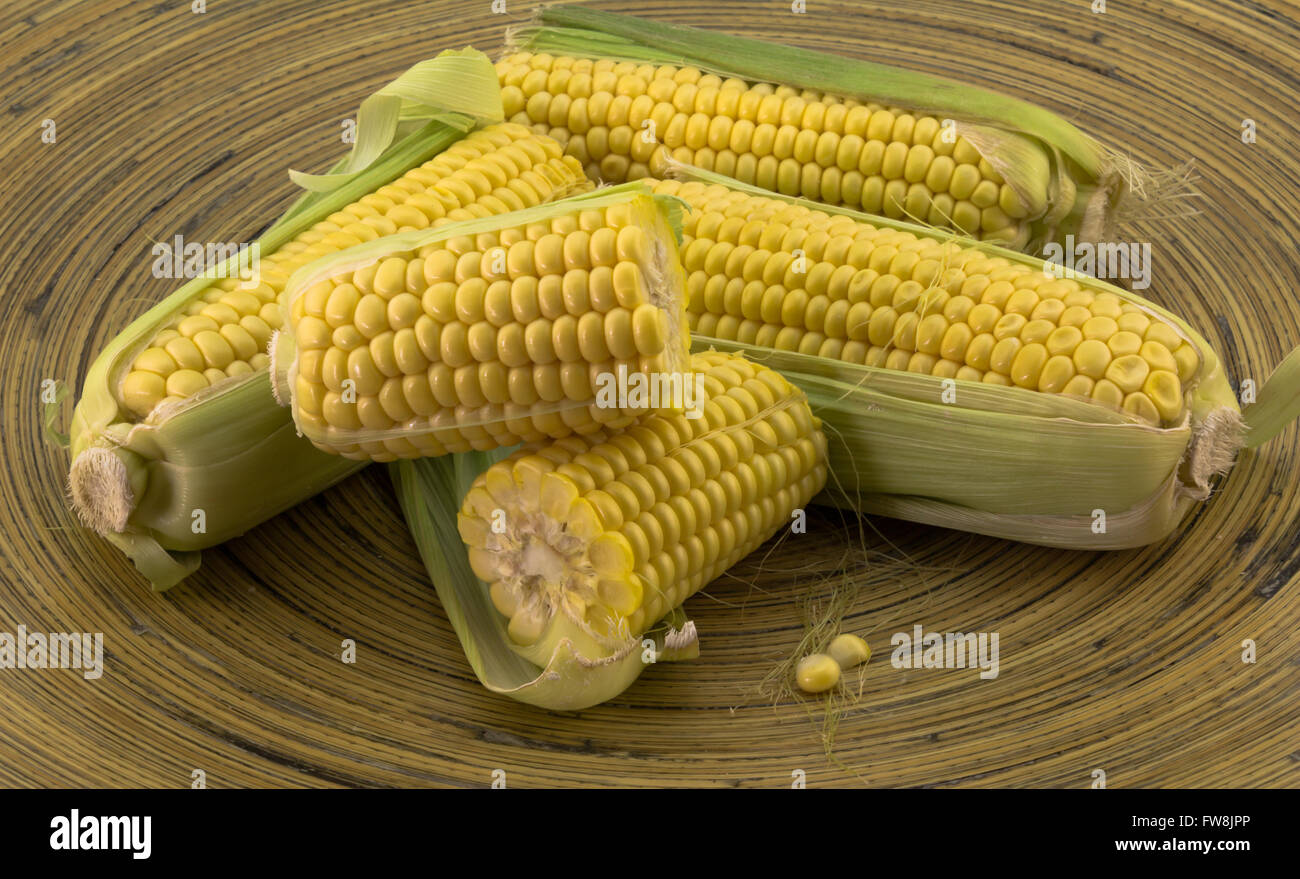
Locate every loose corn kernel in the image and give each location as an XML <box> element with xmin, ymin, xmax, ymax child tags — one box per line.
<box><xmin>796</xmin><ymin>654</ymin><xmax>841</xmax><ymax>693</ymax></box>
<box><xmin>828</xmin><ymin>633</ymin><xmax>871</xmax><ymax>669</ymax></box>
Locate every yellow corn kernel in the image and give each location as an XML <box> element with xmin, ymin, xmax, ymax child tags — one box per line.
<box><xmin>828</xmin><ymin>633</ymin><xmax>871</xmax><ymax>669</ymax></box>
<box><xmin>285</xmin><ymin>191</ymin><xmax>690</xmax><ymax>460</ymax></box>
<box><xmin>796</xmin><ymin>654</ymin><xmax>841</xmax><ymax>693</ymax></box>
<box><xmin>505</xmin><ymin>53</ymin><xmax>1027</xmax><ymax>241</ymax></box>
<box><xmin>659</xmin><ymin>178</ymin><xmax>1196</xmax><ymax>425</ymax></box>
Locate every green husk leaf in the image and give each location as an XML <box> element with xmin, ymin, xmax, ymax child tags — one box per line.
<box><xmin>390</xmin><ymin>454</ymin><xmax>694</xmax><ymax>711</ymax></box>
<box><xmin>288</xmin><ymin>48</ymin><xmax>503</xmax><ymax>194</ymax></box>
<box><xmin>702</xmin><ymin>338</ymin><xmax>1192</xmax><ymax>548</ymax></box>
<box><xmin>102</xmin><ymin>533</ymin><xmax>201</xmax><ymax>592</ymax></box>
<box><xmin>845</xmin><ymin>476</ymin><xmax>1195</xmax><ymax>551</ymax></box>
<box><xmin>1242</xmin><ymin>344</ymin><xmax>1300</xmax><ymax>448</ymax></box>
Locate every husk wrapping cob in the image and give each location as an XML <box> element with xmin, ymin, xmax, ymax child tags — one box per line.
<box><xmin>654</xmin><ymin>166</ymin><xmax>1300</xmax><ymax>548</ymax></box>
<box><xmin>67</xmin><ymin>50</ymin><xmax>593</xmax><ymax>589</ymax></box>
<box><xmin>392</xmin><ymin>447</ymin><xmax>701</xmax><ymax>711</ymax></box>
<box><xmin>393</xmin><ymin>350</ymin><xmax>827</xmax><ymax>710</ymax></box>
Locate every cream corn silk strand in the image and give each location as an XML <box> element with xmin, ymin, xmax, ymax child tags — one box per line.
<box><xmin>274</xmin><ymin>185</ymin><xmax>692</xmax><ymax>461</ymax></box>
<box><xmin>457</xmin><ymin>350</ymin><xmax>829</xmax><ymax>665</ymax></box>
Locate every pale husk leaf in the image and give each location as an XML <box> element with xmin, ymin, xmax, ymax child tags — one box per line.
<box><xmin>288</xmin><ymin>48</ymin><xmax>503</xmax><ymax>193</ymax></box>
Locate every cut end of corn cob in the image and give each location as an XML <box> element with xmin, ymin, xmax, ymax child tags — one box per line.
<box><xmin>496</xmin><ymin>50</ymin><xmax>1050</xmax><ymax>248</ymax></box>
<box><xmin>113</xmin><ymin>123</ymin><xmax>590</xmax><ymax>423</ymax></box>
<box><xmin>1186</xmin><ymin>405</ymin><xmax>1246</xmax><ymax>493</ymax></box>
<box><xmin>281</xmin><ymin>186</ymin><xmax>692</xmax><ymax>461</ymax></box>
<box><xmin>655</xmin><ymin>177</ymin><xmax>1201</xmax><ymax>427</ymax></box>
<box><xmin>68</xmin><ymin>446</ymin><xmax>139</xmax><ymax>536</ymax></box>
<box><xmin>456</xmin><ymin>350</ymin><xmax>828</xmax><ymax>665</ymax></box>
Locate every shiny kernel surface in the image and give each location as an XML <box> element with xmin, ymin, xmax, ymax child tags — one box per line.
<box><xmin>502</xmin><ymin>52</ymin><xmax>1039</xmax><ymax>244</ymax></box>
<box><xmin>287</xmin><ymin>195</ymin><xmax>690</xmax><ymax>459</ymax></box>
<box><xmin>656</xmin><ymin>178</ymin><xmax>1198</xmax><ymax>426</ymax></box>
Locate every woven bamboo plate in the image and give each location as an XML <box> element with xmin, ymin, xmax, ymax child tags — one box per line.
<box><xmin>1</xmin><ymin>0</ymin><xmax>1297</xmax><ymax>788</ymax></box>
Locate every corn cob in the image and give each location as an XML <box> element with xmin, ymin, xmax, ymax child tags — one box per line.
<box><xmin>503</xmin><ymin>6</ymin><xmax>1153</xmax><ymax>253</ymax></box>
<box><xmin>498</xmin><ymin>52</ymin><xmax>1036</xmax><ymax>241</ymax></box>
<box><xmin>657</xmin><ymin>178</ymin><xmax>1194</xmax><ymax>427</ymax></box>
<box><xmin>274</xmin><ymin>184</ymin><xmax>690</xmax><ymax>461</ymax></box>
<box><xmin>455</xmin><ymin>350</ymin><xmax>828</xmax><ymax>665</ymax></box>
<box><xmin>648</xmin><ymin>168</ymin><xmax>1300</xmax><ymax>548</ymax></box>
<box><xmin>69</xmin><ymin>52</ymin><xmax>592</xmax><ymax>588</ymax></box>
<box><xmin>120</xmin><ymin>123</ymin><xmax>585</xmax><ymax>420</ymax></box>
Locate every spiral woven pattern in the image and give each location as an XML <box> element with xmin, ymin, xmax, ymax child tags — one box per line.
<box><xmin>1</xmin><ymin>0</ymin><xmax>1296</xmax><ymax>787</ymax></box>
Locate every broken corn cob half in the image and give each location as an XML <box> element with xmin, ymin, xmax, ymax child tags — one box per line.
<box><xmin>275</xmin><ymin>183</ymin><xmax>690</xmax><ymax>461</ymax></box>
<box><xmin>119</xmin><ymin>123</ymin><xmax>586</xmax><ymax>420</ymax></box>
<box><xmin>457</xmin><ymin>350</ymin><xmax>828</xmax><ymax>665</ymax></box>
<box><xmin>656</xmin><ymin>178</ymin><xmax>1195</xmax><ymax>427</ymax></box>
<box><xmin>505</xmin><ymin>6</ymin><xmax>1144</xmax><ymax>253</ymax></box>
